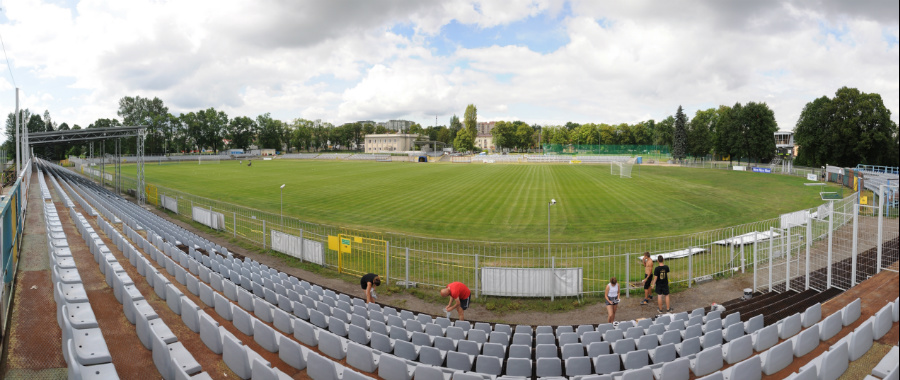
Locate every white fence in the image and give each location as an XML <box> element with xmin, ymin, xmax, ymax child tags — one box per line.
<box><xmin>271</xmin><ymin>230</ymin><xmax>325</xmax><ymax>265</ymax></box>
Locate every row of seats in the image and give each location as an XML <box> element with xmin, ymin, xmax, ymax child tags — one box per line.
<box><xmin>39</xmin><ymin>167</ymin><xmax>120</xmax><ymax>379</ymax></box>
<box><xmin>46</xmin><ymin>160</ymin><xmax>897</xmax><ymax>380</ymax></box>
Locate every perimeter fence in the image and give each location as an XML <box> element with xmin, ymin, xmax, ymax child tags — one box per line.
<box><xmin>69</xmin><ymin>160</ymin><xmax>899</xmax><ymax>300</ymax></box>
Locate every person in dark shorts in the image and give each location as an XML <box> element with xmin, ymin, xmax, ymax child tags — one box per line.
<box><xmin>654</xmin><ymin>256</ymin><xmax>671</xmax><ymax>313</ymax></box>
<box><xmin>360</xmin><ymin>273</ymin><xmax>381</xmax><ymax>304</ymax></box>
<box><xmin>440</xmin><ymin>282</ymin><xmax>471</xmax><ymax>321</ymax></box>
<box><xmin>605</xmin><ymin>277</ymin><xmax>620</xmax><ymax>323</ymax></box>
<box><xmin>640</xmin><ymin>252</ymin><xmax>654</xmax><ymax>305</ymax></box>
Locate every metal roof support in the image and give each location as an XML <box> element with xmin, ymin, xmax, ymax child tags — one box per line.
<box><xmin>137</xmin><ymin>130</ymin><xmax>146</xmax><ymax>205</ymax></box>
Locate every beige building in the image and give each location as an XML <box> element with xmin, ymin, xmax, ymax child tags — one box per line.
<box><xmin>364</xmin><ymin>134</ymin><xmax>419</xmax><ymax>153</ymax></box>
<box><xmin>475</xmin><ymin>134</ymin><xmax>494</xmax><ymax>150</ymax></box>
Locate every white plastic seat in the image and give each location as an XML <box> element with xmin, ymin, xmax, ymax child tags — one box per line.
<box><xmin>720</xmin><ymin>355</ymin><xmax>761</xmax><ymax>380</ymax></box>
<box><xmin>254</xmin><ymin>319</ymin><xmax>282</xmax><ymax>353</ymax></box>
<box><xmin>760</xmin><ymin>339</ymin><xmax>794</xmax><ymax>376</ymax></box>
<box><xmin>790</xmin><ymin>324</ymin><xmax>819</xmax><ymax>358</ymax></box>
<box><xmin>689</xmin><ymin>344</ymin><xmax>723</xmax><ymax>377</ymax></box>
<box><xmin>723</xmin><ymin>334</ymin><xmax>753</xmax><ymax>365</ymax></box>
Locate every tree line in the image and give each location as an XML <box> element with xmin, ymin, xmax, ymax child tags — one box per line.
<box><xmin>4</xmin><ymin>87</ymin><xmax>897</xmax><ymax>166</ymax></box>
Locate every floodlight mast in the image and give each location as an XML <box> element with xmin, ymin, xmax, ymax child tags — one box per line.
<box><xmin>280</xmin><ymin>184</ymin><xmax>286</xmax><ymax>227</ymax></box>
<box><xmin>548</xmin><ymin>198</ymin><xmax>556</xmax><ymax>300</ymax></box>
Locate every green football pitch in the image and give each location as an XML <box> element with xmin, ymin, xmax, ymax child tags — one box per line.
<box><xmin>136</xmin><ymin>160</ymin><xmax>832</xmax><ymax>242</ymax></box>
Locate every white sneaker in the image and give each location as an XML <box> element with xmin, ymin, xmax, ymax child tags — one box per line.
<box><xmin>371</xmin><ymin>290</ymin><xmax>377</xmax><ymax>299</ymax></box>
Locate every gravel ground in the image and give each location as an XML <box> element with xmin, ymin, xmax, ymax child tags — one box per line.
<box><xmin>141</xmin><ymin>201</ymin><xmax>755</xmax><ymax>325</ymax></box>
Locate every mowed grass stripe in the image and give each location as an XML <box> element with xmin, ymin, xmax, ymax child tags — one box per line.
<box><xmin>136</xmin><ymin>161</ymin><xmax>832</xmax><ymax>242</ymax></box>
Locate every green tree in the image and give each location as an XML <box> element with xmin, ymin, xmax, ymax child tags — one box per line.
<box><xmin>741</xmin><ymin>102</ymin><xmax>778</xmax><ymax>163</ymax></box>
<box><xmin>514</xmin><ymin>122</ymin><xmax>535</xmax><ymax>151</ymax></box>
<box><xmin>463</xmin><ymin>104</ymin><xmax>477</xmax><ymax>138</ymax></box>
<box><xmin>715</xmin><ymin>104</ymin><xmax>742</xmax><ymax>163</ymax></box>
<box><xmin>688</xmin><ymin>108</ymin><xmax>716</xmax><ymax>158</ymax></box>
<box><xmin>654</xmin><ymin>116</ymin><xmax>675</xmax><ymax>147</ymax></box>
<box><xmin>256</xmin><ymin>113</ymin><xmax>283</xmax><ymax>150</ymax></box>
<box><xmin>117</xmin><ymin>96</ymin><xmax>169</xmax><ymax>154</ymax></box>
<box><xmin>227</xmin><ymin>116</ymin><xmax>256</xmax><ymax>151</ymax></box>
<box><xmin>453</xmin><ymin>127</ymin><xmax>475</xmax><ymax>152</ymax></box>
<box><xmin>491</xmin><ymin>121</ymin><xmax>516</xmax><ymax>151</ymax></box>
<box><xmin>795</xmin><ymin>87</ymin><xmax>897</xmax><ymax>167</ymax></box>
<box><xmin>672</xmin><ymin>106</ymin><xmax>688</xmax><ymax>160</ymax></box>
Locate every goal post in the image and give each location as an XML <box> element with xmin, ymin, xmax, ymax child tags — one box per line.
<box><xmin>199</xmin><ymin>155</ymin><xmax>221</xmax><ymax>164</ymax></box>
<box><xmin>611</xmin><ymin>162</ymin><xmax>621</xmax><ymax>176</ymax></box>
<box><xmin>621</xmin><ymin>159</ymin><xmax>634</xmax><ymax>178</ymax></box>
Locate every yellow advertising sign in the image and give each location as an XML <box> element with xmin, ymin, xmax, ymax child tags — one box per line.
<box><xmin>860</xmin><ymin>196</ymin><xmax>868</xmax><ymax>205</ymax></box>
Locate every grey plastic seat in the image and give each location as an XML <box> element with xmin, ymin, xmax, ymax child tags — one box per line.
<box><xmin>348</xmin><ymin>324</ymin><xmax>370</xmax><ymax>346</ymax></box>
<box><xmin>198</xmin><ymin>283</ymin><xmax>215</xmax><ymax>308</ymax></box>
<box><xmin>561</xmin><ymin>343</ymin><xmax>584</xmax><ymax>359</ymax></box>
<box><xmin>61</xmin><ymin>313</ymin><xmax>112</xmax><ymax>366</ymax></box>
<box><xmin>181</xmin><ymin>298</ymin><xmax>202</xmax><ymax>333</ymax></box>
<box><xmin>603</xmin><ymin>329</ymin><xmax>624</xmax><ymax>343</ymax></box>
<box><xmin>506</xmin><ymin>358</ymin><xmax>533</xmax><ymax>377</ymax></box>
<box><xmin>581</xmin><ymin>331</ymin><xmax>602</xmax><ymax>347</ymax></box>
<box><xmin>873</xmin><ymin>304</ymin><xmax>893</xmax><ymax>340</ymax></box>
<box><xmin>370</xmin><ymin>332</ymin><xmax>393</xmax><ymax>354</ymax></box>
<box><xmin>279</xmin><ymin>337</ymin><xmax>308</xmax><ymax>370</ymax></box>
<box><xmin>425</xmin><ymin>323</ymin><xmax>444</xmax><ymax>338</ymax></box>
<box><xmin>701</xmin><ymin>328</ymin><xmax>723</xmax><ymax>350</ymax></box>
<box><xmin>254</xmin><ymin>296</ymin><xmax>275</xmax><ymax>323</ymax></box>
<box><xmin>801</xmin><ymin>303</ymin><xmax>821</xmax><ymax>328</ymax></box>
<box><xmin>476</xmin><ymin>355</ymin><xmax>503</xmax><ymax>376</ymax></box>
<box><xmin>722</xmin><ymin>334</ymin><xmax>753</xmax><ymax>365</ymax></box>
<box><xmin>841</xmin><ymin>319</ymin><xmax>873</xmax><ymax>361</ymax></box>
<box><xmin>675</xmin><ymin>336</ymin><xmax>701</xmax><ymax>357</ymax></box>
<box><xmin>658</xmin><ymin>330</ymin><xmax>681</xmax><ymax>346</ymax></box>
<box><xmin>587</xmin><ymin>341</ymin><xmax>611</xmax><ymax>357</ymax></box>
<box><xmin>566</xmin><ymin>356</ymin><xmax>592</xmax><ymax>376</ymax></box>
<box><xmin>494</xmin><ymin>324</ymin><xmax>512</xmax><ymax>336</ymax></box>
<box><xmin>413</xmin><ymin>364</ymin><xmax>447</xmax><ymax>380</ymax></box>
<box><xmin>689</xmin><ymin>344</ymin><xmax>722</xmax><ymax>377</ymax></box>
<box><xmin>621</xmin><ymin>348</ymin><xmax>649</xmax><ymax>370</ymax></box>
<box><xmin>273</xmin><ymin>307</ymin><xmax>294</xmax><ymax>335</ymax></box>
<box><xmin>214</xmin><ymin>293</ymin><xmax>234</xmax><ymax>321</ymax></box>
<box><xmin>223</xmin><ymin>332</ymin><xmax>269</xmax><ymax>380</ymax></box>
<box><xmin>760</xmin><ymin>339</ymin><xmax>795</xmax><ymax>376</ymax></box>
<box><xmin>64</xmin><ymin>341</ymin><xmax>119</xmax><ymax>380</ymax></box>
<box><xmin>468</xmin><ymin>329</ymin><xmax>487</xmax><ymax>344</ymax></box>
<box><xmin>329</xmin><ymin>317</ymin><xmax>349</xmax><ymax>338</ymax></box>
<box><xmin>536</xmin><ymin>333</ymin><xmax>555</xmax><ymax>345</ymax></box>
<box><xmin>818</xmin><ymin>311</ymin><xmax>842</xmax><ymax>341</ymax></box>
<box><xmin>790</xmin><ymin>324</ymin><xmax>819</xmax><ymax>358</ymax></box>
<box><xmin>457</xmin><ymin>340</ymin><xmax>481</xmax><ymax>356</ymax></box>
<box><xmin>435</xmin><ymin>317</ymin><xmax>452</xmax><ymax>329</ymax></box>
<box><xmin>420</xmin><ymin>346</ymin><xmax>446</xmax><ymax>367</ymax></box>
<box><xmin>536</xmin><ymin>357</ymin><xmax>561</xmax><ymax>377</ymax></box>
<box><xmin>199</xmin><ymin>312</ymin><xmax>223</xmax><ymax>354</ymax></box>
<box><xmin>483</xmin><ymin>342</ymin><xmax>506</xmax><ymax>358</ymax></box>
<box><xmin>617</xmin><ymin>321</ymin><xmax>634</xmax><ymax>331</ymax></box>
<box><xmin>648</xmin><ymin>342</ymin><xmax>676</xmax><ymax>364</ymax></box>
<box><xmin>509</xmin><ymin>344</ymin><xmax>531</xmax><ymax>359</ymax></box>
<box><xmin>536</xmin><ymin>344</ymin><xmax>558</xmax><ymax>358</ymax></box>
<box><xmin>233</xmin><ymin>307</ymin><xmax>255</xmax><ymax>336</ymax></box>
<box><xmin>394</xmin><ymin>340</ymin><xmax>419</xmax><ymax>361</ymax></box>
<box><xmin>842</xmin><ymin>298</ymin><xmax>861</xmax><ymax>326</ymax></box>
<box><xmin>379</xmin><ymin>353</ymin><xmax>415</xmax><ymax>380</ymax></box>
<box><xmin>447</xmin><ymin>326</ymin><xmax>467</xmax><ymax>341</ymax></box>
<box><xmin>681</xmin><ymin>325</ymin><xmax>702</xmax><ymax>340</ymax></box>
<box><xmin>651</xmin><ymin>357</ymin><xmax>690</xmax><ymax>380</ymax></box>
<box><xmin>136</xmin><ymin>311</ymin><xmax>176</xmax><ymax>351</ymax></box>
<box><xmin>434</xmin><ymin>336</ymin><xmax>456</xmax><ymax>352</ymax></box>
<box><xmin>447</xmin><ymin>351</ymin><xmax>473</xmax><ymax>372</ymax></box>
<box><xmin>346</xmin><ymin>341</ymin><xmax>379</xmax><ymax>372</ymax></box>
<box><xmin>778</xmin><ymin>313</ymin><xmax>802</xmax><ymax>340</ymax></box>
<box><xmin>254</xmin><ymin>319</ymin><xmax>281</xmax><ymax>353</ymax></box>
<box><xmin>612</xmin><ymin>338</ymin><xmax>635</xmax><ymax>355</ymax></box>
<box><xmin>455</xmin><ymin>320</ymin><xmax>471</xmax><ymax>331</ymax></box>
<box><xmin>723</xmin><ymin>322</ymin><xmax>744</xmax><ymax>342</ymax></box>
<box><xmin>575</xmin><ymin>324</ymin><xmax>594</xmax><ymax>336</ymax></box>
<box><xmin>151</xmin><ymin>330</ymin><xmax>202</xmax><ymax>380</ymax></box>
<box><xmin>645</xmin><ymin>324</ymin><xmax>666</xmax><ymax>336</ymax></box>
<box><xmin>474</xmin><ymin>322</ymin><xmax>492</xmax><ymax>335</ymax></box>
<box><xmin>752</xmin><ymin>324</ymin><xmax>778</xmax><ymax>352</ymax></box>
<box><xmin>515</xmin><ymin>325</ymin><xmax>533</xmax><ymax>335</ymax></box>
<box><xmin>310</xmin><ymin>309</ymin><xmax>329</xmax><ymax>329</ymax></box>
<box><xmin>390</xmin><ymin>326</ymin><xmax>411</xmax><ymax>342</ymax></box>
<box><xmin>513</xmin><ymin>333</ymin><xmax>533</xmax><ymax>347</ymax></box>
<box><xmin>308</xmin><ymin>351</ymin><xmax>346</xmax><ymax>380</ymax></box>
<box><xmin>294</xmin><ymin>319</ymin><xmax>320</xmax><ymax>347</ymax></box>
<box><xmin>636</xmin><ymin>335</ymin><xmax>658</xmax><ymax>351</ymax></box>
<box><xmin>723</xmin><ymin>312</ymin><xmax>741</xmax><ymax>328</ymax></box>
<box><xmin>593</xmin><ymin>354</ymin><xmax>621</xmax><ymax>375</ymax></box>
<box><xmin>686</xmin><ymin>315</ymin><xmax>704</xmax><ymax>327</ymax></box>
<box><xmin>319</xmin><ymin>330</ymin><xmax>348</xmax><ymax>360</ymax></box>
<box><xmin>558</xmin><ymin>332</ymin><xmax>579</xmax><ymax>346</ymax></box>
<box><xmin>703</xmin><ymin>318</ymin><xmax>723</xmax><ymax>333</ymax></box>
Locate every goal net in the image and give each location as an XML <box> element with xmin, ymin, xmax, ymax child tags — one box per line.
<box><xmin>199</xmin><ymin>155</ymin><xmax>221</xmax><ymax>164</ymax></box>
<box><xmin>610</xmin><ymin>159</ymin><xmax>635</xmax><ymax>178</ymax></box>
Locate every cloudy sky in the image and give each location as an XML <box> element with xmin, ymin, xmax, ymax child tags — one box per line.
<box><xmin>0</xmin><ymin>0</ymin><xmax>897</xmax><ymax>143</ymax></box>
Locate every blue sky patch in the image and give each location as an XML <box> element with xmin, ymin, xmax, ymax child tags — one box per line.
<box><xmin>426</xmin><ymin>7</ymin><xmax>571</xmax><ymax>56</ymax></box>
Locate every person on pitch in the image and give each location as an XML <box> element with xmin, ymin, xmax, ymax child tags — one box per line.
<box><xmin>440</xmin><ymin>282</ymin><xmax>471</xmax><ymax>321</ymax></box>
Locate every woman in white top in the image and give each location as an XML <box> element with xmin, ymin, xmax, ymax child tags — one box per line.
<box><xmin>605</xmin><ymin>277</ymin><xmax>620</xmax><ymax>323</ymax></box>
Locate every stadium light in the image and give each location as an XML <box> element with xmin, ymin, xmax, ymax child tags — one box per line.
<box><xmin>280</xmin><ymin>184</ymin><xmax>286</xmax><ymax>226</ymax></box>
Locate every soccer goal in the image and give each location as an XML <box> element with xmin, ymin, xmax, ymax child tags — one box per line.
<box><xmin>199</xmin><ymin>155</ymin><xmax>221</xmax><ymax>164</ymax></box>
<box><xmin>610</xmin><ymin>159</ymin><xmax>635</xmax><ymax>178</ymax></box>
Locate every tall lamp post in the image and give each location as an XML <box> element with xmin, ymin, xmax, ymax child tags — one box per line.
<box><xmin>280</xmin><ymin>184</ymin><xmax>286</xmax><ymax>226</ymax></box>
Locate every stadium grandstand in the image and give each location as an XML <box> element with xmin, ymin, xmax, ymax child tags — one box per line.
<box><xmin>1</xmin><ymin>151</ymin><xmax>897</xmax><ymax>380</ymax></box>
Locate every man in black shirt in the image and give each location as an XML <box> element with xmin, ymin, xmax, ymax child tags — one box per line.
<box><xmin>360</xmin><ymin>273</ymin><xmax>381</xmax><ymax>304</ymax></box>
<box><xmin>653</xmin><ymin>256</ymin><xmax>671</xmax><ymax>313</ymax></box>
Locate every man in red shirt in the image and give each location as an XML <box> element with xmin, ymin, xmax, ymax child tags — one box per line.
<box><xmin>440</xmin><ymin>282</ymin><xmax>471</xmax><ymax>321</ymax></box>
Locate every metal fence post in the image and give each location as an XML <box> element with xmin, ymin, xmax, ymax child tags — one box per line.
<box><xmin>753</xmin><ymin>231</ymin><xmax>758</xmax><ymax>291</ymax></box>
<box><xmin>625</xmin><ymin>255</ymin><xmax>630</xmax><ymax>298</ymax></box>
<box><xmin>262</xmin><ymin>220</ymin><xmax>266</xmax><ymax>250</ymax></box>
<box><xmin>687</xmin><ymin>247</ymin><xmax>693</xmax><ymax>289</ymax></box>
<box><xmin>805</xmin><ymin>215</ymin><xmax>811</xmax><ymax>290</ymax></box>
<box><xmin>785</xmin><ymin>227</ymin><xmax>791</xmax><ymax>292</ymax></box>
<box><xmin>827</xmin><ymin>202</ymin><xmax>834</xmax><ymax>289</ymax></box>
<box><xmin>405</xmin><ymin>247</ymin><xmax>410</xmax><ymax>289</ymax></box>
<box><xmin>474</xmin><ymin>252</ymin><xmax>479</xmax><ymax>298</ymax></box>
<box><xmin>877</xmin><ymin>185</ymin><xmax>884</xmax><ymax>271</ymax></box>
<box><xmin>551</xmin><ymin>256</ymin><xmax>556</xmax><ymax>301</ymax></box>
<box><xmin>385</xmin><ymin>241</ymin><xmax>391</xmax><ymax>285</ymax></box>
<box><xmin>768</xmin><ymin>227</ymin><xmax>774</xmax><ymax>292</ymax></box>
<box><xmin>851</xmin><ymin>203</ymin><xmax>859</xmax><ymax>286</ymax></box>
<box><xmin>299</xmin><ymin>229</ymin><xmax>304</xmax><ymax>262</ymax></box>
<box><xmin>233</xmin><ymin>212</ymin><xmax>236</xmax><ymax>238</ymax></box>
<box><xmin>740</xmin><ymin>243</ymin><xmax>745</xmax><ymax>273</ymax></box>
